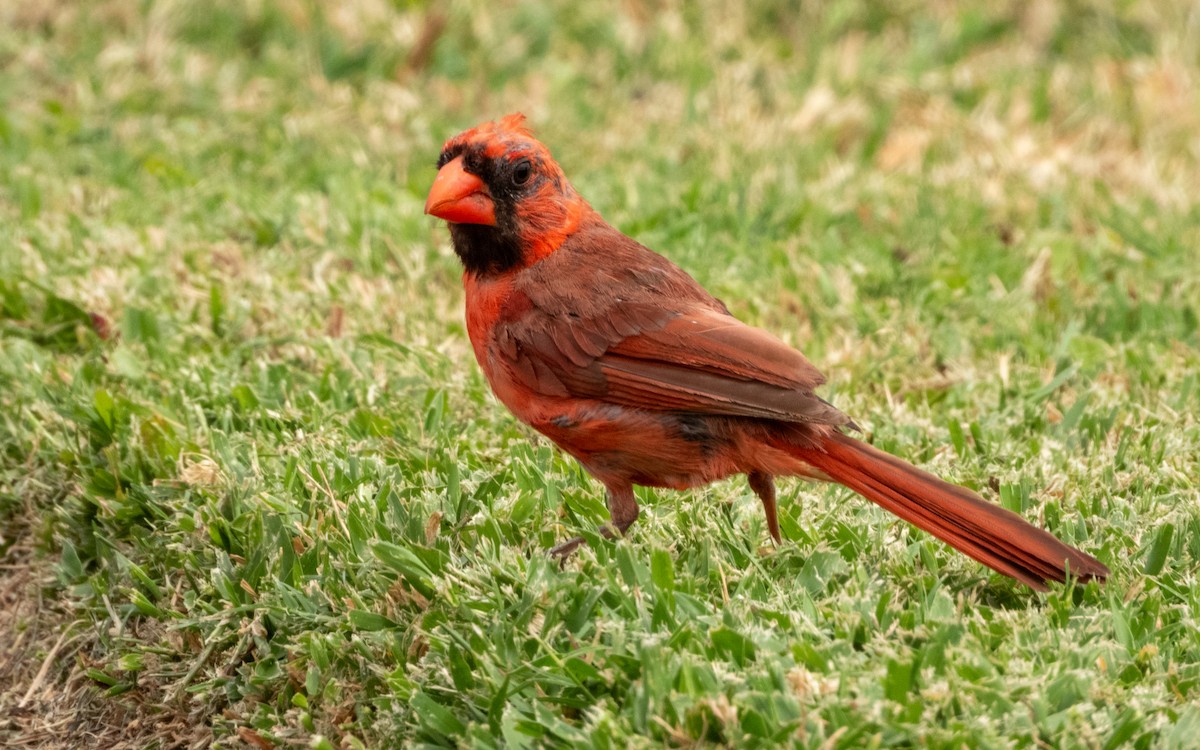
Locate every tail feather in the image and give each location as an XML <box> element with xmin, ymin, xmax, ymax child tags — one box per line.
<box><xmin>796</xmin><ymin>432</ymin><xmax>1109</xmax><ymax>590</ymax></box>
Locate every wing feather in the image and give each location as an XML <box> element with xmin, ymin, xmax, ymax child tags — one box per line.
<box><xmin>491</xmin><ymin>219</ymin><xmax>854</xmax><ymax>428</ymax></box>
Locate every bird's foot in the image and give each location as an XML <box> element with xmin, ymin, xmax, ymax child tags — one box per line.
<box><xmin>549</xmin><ymin>524</ymin><xmax>623</xmax><ymax>561</ymax></box>
<box><xmin>549</xmin><ymin>535</ymin><xmax>588</xmax><ymax>560</ymax></box>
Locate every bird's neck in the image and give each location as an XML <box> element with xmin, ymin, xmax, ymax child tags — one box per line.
<box><xmin>449</xmin><ymin>224</ymin><xmax>526</xmax><ymax>276</ymax></box>
<box><xmin>449</xmin><ymin>201</ymin><xmax>593</xmax><ymax>277</ymax></box>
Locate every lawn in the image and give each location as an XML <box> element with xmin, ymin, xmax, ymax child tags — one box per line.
<box><xmin>1</xmin><ymin>1</ymin><xmax>1199</xmax><ymax>747</ymax></box>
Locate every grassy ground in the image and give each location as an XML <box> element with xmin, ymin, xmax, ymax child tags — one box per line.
<box><xmin>2</xmin><ymin>0</ymin><xmax>1199</xmax><ymax>747</ymax></box>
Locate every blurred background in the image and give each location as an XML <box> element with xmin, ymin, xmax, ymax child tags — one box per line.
<box><xmin>2</xmin><ymin>1</ymin><xmax>1197</xmax><ymax>349</ymax></box>
<box><xmin>2</xmin><ymin>1</ymin><xmax>1198</xmax><ymax>748</ymax></box>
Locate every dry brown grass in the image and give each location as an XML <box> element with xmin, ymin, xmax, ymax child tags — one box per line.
<box><xmin>0</xmin><ymin>524</ymin><xmax>212</xmax><ymax>750</ymax></box>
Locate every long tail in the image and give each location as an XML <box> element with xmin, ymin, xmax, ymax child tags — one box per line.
<box><xmin>794</xmin><ymin>432</ymin><xmax>1109</xmax><ymax>590</ymax></box>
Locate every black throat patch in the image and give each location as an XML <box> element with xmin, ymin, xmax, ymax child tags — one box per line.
<box><xmin>448</xmin><ymin>223</ymin><xmax>524</xmax><ymax>276</ymax></box>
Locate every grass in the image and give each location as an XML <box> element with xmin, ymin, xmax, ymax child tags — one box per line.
<box><xmin>1</xmin><ymin>0</ymin><xmax>1199</xmax><ymax>747</ymax></box>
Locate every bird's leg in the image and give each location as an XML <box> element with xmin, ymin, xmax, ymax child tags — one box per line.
<box><xmin>605</xmin><ymin>483</ymin><xmax>641</xmax><ymax>536</ymax></box>
<box><xmin>748</xmin><ymin>471</ymin><xmax>781</xmax><ymax>543</ymax></box>
<box><xmin>550</xmin><ymin>484</ymin><xmax>640</xmax><ymax>559</ymax></box>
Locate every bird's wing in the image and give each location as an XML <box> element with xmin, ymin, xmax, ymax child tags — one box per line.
<box><xmin>491</xmin><ymin>222</ymin><xmax>853</xmax><ymax>428</ymax></box>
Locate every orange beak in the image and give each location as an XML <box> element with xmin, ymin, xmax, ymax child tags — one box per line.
<box><xmin>424</xmin><ymin>156</ymin><xmax>496</xmax><ymax>226</ymax></box>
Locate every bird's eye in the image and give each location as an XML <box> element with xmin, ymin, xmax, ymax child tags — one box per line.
<box><xmin>512</xmin><ymin>159</ymin><xmax>532</xmax><ymax>186</ymax></box>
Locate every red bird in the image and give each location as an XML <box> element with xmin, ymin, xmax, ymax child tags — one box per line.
<box><xmin>424</xmin><ymin>114</ymin><xmax>1108</xmax><ymax>591</ymax></box>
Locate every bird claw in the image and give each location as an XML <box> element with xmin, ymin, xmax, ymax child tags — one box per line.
<box><xmin>549</xmin><ymin>535</ymin><xmax>587</xmax><ymax>560</ymax></box>
<box><xmin>549</xmin><ymin>523</ymin><xmax>623</xmax><ymax>561</ymax></box>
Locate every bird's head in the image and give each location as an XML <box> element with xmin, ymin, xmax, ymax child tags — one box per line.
<box><xmin>425</xmin><ymin>114</ymin><xmax>589</xmax><ymax>276</ymax></box>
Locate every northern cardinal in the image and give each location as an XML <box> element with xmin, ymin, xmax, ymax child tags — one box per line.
<box><xmin>424</xmin><ymin>114</ymin><xmax>1108</xmax><ymax>591</ymax></box>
